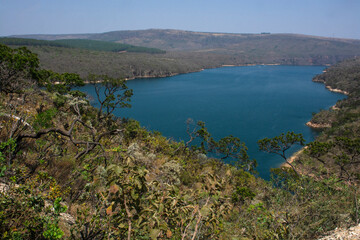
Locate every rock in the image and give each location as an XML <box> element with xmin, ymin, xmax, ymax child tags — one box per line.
<box><xmin>318</xmin><ymin>224</ymin><xmax>360</xmax><ymax>240</ymax></box>
<box><xmin>306</xmin><ymin>121</ymin><xmax>331</xmax><ymax>129</ymax></box>
<box><xmin>127</xmin><ymin>142</ymin><xmax>140</xmax><ymax>154</ymax></box>
<box><xmin>60</xmin><ymin>212</ymin><xmax>76</xmax><ymax>225</ymax></box>
<box><xmin>0</xmin><ymin>183</ymin><xmax>9</xmax><ymax>193</ymax></box>
<box><xmin>127</xmin><ymin>143</ymin><xmax>145</xmax><ymax>162</ymax></box>
<box><xmin>159</xmin><ymin>160</ymin><xmax>183</xmax><ymax>185</ymax></box>
<box><xmin>197</xmin><ymin>153</ymin><xmax>208</xmax><ymax>162</ymax></box>
<box><xmin>0</xmin><ymin>182</ymin><xmax>19</xmax><ymax>193</ymax></box>
<box><xmin>147</xmin><ymin>153</ymin><xmax>156</xmax><ymax>161</ymax></box>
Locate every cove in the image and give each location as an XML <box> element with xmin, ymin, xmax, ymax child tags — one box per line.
<box><xmin>78</xmin><ymin>65</ymin><xmax>345</xmax><ymax>179</ymax></box>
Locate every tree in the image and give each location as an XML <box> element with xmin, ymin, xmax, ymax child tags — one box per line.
<box><xmin>217</xmin><ymin>135</ymin><xmax>257</xmax><ymax>173</ymax></box>
<box><xmin>37</xmin><ymin>70</ymin><xmax>84</xmax><ymax>94</ymax></box>
<box><xmin>89</xmin><ymin>74</ymin><xmax>133</xmax><ymax>122</ymax></box>
<box><xmin>0</xmin><ymin>44</ymin><xmax>40</xmax><ymax>93</ymax></box>
<box><xmin>183</xmin><ymin>119</ymin><xmax>256</xmax><ymax>173</ymax></box>
<box><xmin>258</xmin><ymin>131</ymin><xmax>305</xmax><ymax>176</ymax></box>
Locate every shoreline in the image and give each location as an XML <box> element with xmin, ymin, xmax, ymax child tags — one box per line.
<box><xmin>80</xmin><ymin>63</ymin><xmax>327</xmax><ymax>84</ymax></box>
<box><xmin>325</xmin><ymin>86</ymin><xmax>349</xmax><ymax>95</ymax></box>
<box><xmin>281</xmin><ymin>147</ymin><xmax>308</xmax><ymax>168</ymax></box>
<box><xmin>305</xmin><ymin>121</ymin><xmax>331</xmax><ymax>129</ymax></box>
<box><xmin>221</xmin><ymin>63</ymin><xmax>281</xmax><ymax>67</ymax></box>
<box><xmin>125</xmin><ymin>63</ymin><xmax>283</xmax><ymax>81</ymax></box>
<box><xmin>288</xmin><ymin>75</ymin><xmax>348</xmax><ymax>168</ymax></box>
<box><xmin>82</xmin><ymin>63</ymin><xmax>286</xmax><ymax>83</ymax></box>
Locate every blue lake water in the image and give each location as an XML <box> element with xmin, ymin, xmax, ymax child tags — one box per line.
<box><xmin>79</xmin><ymin>65</ymin><xmax>345</xmax><ymax>179</ymax></box>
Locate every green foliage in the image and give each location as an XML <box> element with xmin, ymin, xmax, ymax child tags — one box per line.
<box><xmin>217</xmin><ymin>135</ymin><xmax>257</xmax><ymax>173</ymax></box>
<box><xmin>258</xmin><ymin>132</ymin><xmax>305</xmax><ymax>174</ymax></box>
<box><xmin>53</xmin><ymin>94</ymin><xmax>67</xmax><ymax>108</ymax></box>
<box><xmin>0</xmin><ymin>44</ymin><xmax>40</xmax><ymax>93</ymax></box>
<box><xmin>0</xmin><ymin>174</ymin><xmax>67</xmax><ymax>240</ymax></box>
<box><xmin>184</xmin><ymin>120</ymin><xmax>257</xmax><ymax>173</ymax></box>
<box><xmin>42</xmin><ymin>197</ymin><xmax>66</xmax><ymax>240</ymax></box>
<box><xmin>37</xmin><ymin>69</ymin><xmax>84</xmax><ymax>94</ymax></box>
<box><xmin>258</xmin><ymin>132</ymin><xmax>305</xmax><ymax>157</ymax></box>
<box><xmin>54</xmin><ymin>39</ymin><xmax>166</xmax><ymax>54</ymax></box>
<box><xmin>33</xmin><ymin>108</ymin><xmax>57</xmax><ymax>131</ymax></box>
<box><xmin>43</xmin><ymin>223</ymin><xmax>64</xmax><ymax>240</ymax></box>
<box><xmin>123</xmin><ymin>119</ymin><xmax>149</xmax><ymax>141</ymax></box>
<box><xmin>0</xmin><ymin>138</ymin><xmax>16</xmax><ymax>173</ymax></box>
<box><xmin>105</xmin><ymin>163</ymin><xmax>148</xmax><ymax>239</ymax></box>
<box><xmin>231</xmin><ymin>186</ymin><xmax>256</xmax><ymax>203</ymax></box>
<box><xmin>0</xmin><ymin>37</ymin><xmax>65</xmax><ymax>47</ymax></box>
<box><xmin>53</xmin><ymin>197</ymin><xmax>67</xmax><ymax>215</ymax></box>
<box><xmin>0</xmin><ymin>37</ymin><xmax>166</xmax><ymax>54</ymax></box>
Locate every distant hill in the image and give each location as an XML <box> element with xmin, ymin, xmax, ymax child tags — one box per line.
<box><xmin>6</xmin><ymin>29</ymin><xmax>360</xmax><ymax>78</ymax></box>
<box><xmin>0</xmin><ymin>37</ymin><xmax>165</xmax><ymax>54</ymax></box>
<box><xmin>13</xmin><ymin>28</ymin><xmax>360</xmax><ymax>53</ymax></box>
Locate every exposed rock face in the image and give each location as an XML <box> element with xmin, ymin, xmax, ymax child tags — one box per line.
<box><xmin>60</xmin><ymin>212</ymin><xmax>76</xmax><ymax>225</ymax></box>
<box><xmin>318</xmin><ymin>224</ymin><xmax>360</xmax><ymax>240</ymax></box>
<box><xmin>306</xmin><ymin>121</ymin><xmax>331</xmax><ymax>129</ymax></box>
<box><xmin>326</xmin><ymin>86</ymin><xmax>349</xmax><ymax>95</ymax></box>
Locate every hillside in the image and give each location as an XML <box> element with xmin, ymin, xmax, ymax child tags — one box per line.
<box><xmin>291</xmin><ymin>57</ymin><xmax>360</xmax><ymax>184</ymax></box>
<box><xmin>2</xmin><ymin>44</ymin><xmax>360</xmax><ymax>239</ymax></box>
<box><xmin>8</xmin><ymin>29</ymin><xmax>360</xmax><ymax>80</ymax></box>
<box><xmin>0</xmin><ymin>37</ymin><xmax>166</xmax><ymax>54</ymax></box>
<box><xmin>14</xmin><ymin>29</ymin><xmax>360</xmax><ymax>52</ymax></box>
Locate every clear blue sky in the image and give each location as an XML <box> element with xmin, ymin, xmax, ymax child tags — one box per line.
<box><xmin>1</xmin><ymin>0</ymin><xmax>359</xmax><ymax>39</ymax></box>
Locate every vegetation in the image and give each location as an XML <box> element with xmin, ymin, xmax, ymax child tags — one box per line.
<box><xmin>0</xmin><ymin>37</ymin><xmax>165</xmax><ymax>54</ymax></box>
<box><xmin>258</xmin><ymin>132</ymin><xmax>305</xmax><ymax>175</ymax></box>
<box><xmin>294</xmin><ymin>57</ymin><xmax>360</xmax><ymax>184</ymax></box>
<box><xmin>6</xmin><ymin>29</ymin><xmax>360</xmax><ymax>80</ymax></box>
<box><xmin>0</xmin><ymin>44</ymin><xmax>39</xmax><ymax>93</ymax></box>
<box><xmin>1</xmin><ymin>44</ymin><xmax>360</xmax><ymax>239</ymax></box>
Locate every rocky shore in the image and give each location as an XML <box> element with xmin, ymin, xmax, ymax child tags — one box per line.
<box><xmin>306</xmin><ymin>121</ymin><xmax>331</xmax><ymax>129</ymax></box>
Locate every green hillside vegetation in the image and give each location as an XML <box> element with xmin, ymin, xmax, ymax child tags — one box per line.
<box><xmin>0</xmin><ymin>37</ymin><xmax>65</xmax><ymax>47</ymax></box>
<box><xmin>293</xmin><ymin>57</ymin><xmax>360</xmax><ymax>183</ymax></box>
<box><xmin>18</xmin><ymin>45</ymin><xmax>233</xmax><ymax>79</ymax></box>
<box><xmin>0</xmin><ymin>37</ymin><xmax>166</xmax><ymax>54</ymax></box>
<box><xmin>53</xmin><ymin>39</ymin><xmax>166</xmax><ymax>54</ymax></box>
<box><xmin>2</xmin><ymin>45</ymin><xmax>360</xmax><ymax>239</ymax></box>
<box><xmin>313</xmin><ymin>57</ymin><xmax>360</xmax><ymax>94</ymax></box>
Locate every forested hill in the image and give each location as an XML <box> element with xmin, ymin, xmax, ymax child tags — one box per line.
<box><xmin>0</xmin><ymin>38</ymin><xmax>165</xmax><ymax>54</ymax></box>
<box><xmin>5</xmin><ymin>29</ymin><xmax>360</xmax><ymax>79</ymax></box>
<box><xmin>13</xmin><ymin>29</ymin><xmax>360</xmax><ymax>57</ymax></box>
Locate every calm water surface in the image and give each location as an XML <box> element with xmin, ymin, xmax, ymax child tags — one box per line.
<box><xmin>79</xmin><ymin>66</ymin><xmax>345</xmax><ymax>179</ymax></box>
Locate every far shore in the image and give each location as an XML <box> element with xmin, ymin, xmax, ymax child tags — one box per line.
<box><xmin>72</xmin><ymin>63</ymin><xmax>337</xmax><ymax>84</ymax></box>
<box><xmin>81</xmin><ymin>63</ymin><xmax>286</xmax><ymax>83</ymax></box>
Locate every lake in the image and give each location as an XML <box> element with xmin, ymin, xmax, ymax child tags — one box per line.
<box><xmin>79</xmin><ymin>65</ymin><xmax>345</xmax><ymax>179</ymax></box>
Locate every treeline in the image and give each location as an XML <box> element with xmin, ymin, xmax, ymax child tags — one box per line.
<box><xmin>0</xmin><ymin>37</ymin><xmax>166</xmax><ymax>54</ymax></box>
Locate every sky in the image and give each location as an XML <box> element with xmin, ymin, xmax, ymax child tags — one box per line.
<box><xmin>1</xmin><ymin>0</ymin><xmax>360</xmax><ymax>39</ymax></box>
